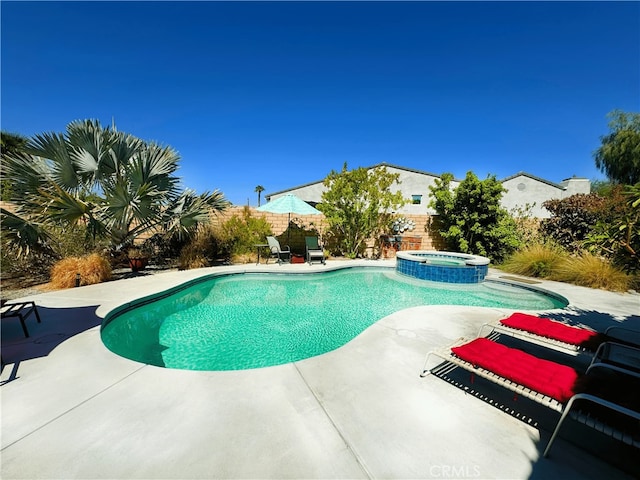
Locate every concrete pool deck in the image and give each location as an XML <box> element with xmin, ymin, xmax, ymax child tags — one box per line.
<box><xmin>1</xmin><ymin>260</ymin><xmax>639</xmax><ymax>479</ymax></box>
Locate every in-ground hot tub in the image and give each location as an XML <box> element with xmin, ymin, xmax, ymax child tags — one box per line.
<box><xmin>396</xmin><ymin>250</ymin><xmax>490</xmax><ymax>283</ymax></box>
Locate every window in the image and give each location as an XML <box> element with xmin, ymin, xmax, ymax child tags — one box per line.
<box><xmin>412</xmin><ymin>195</ymin><xmax>422</xmax><ymax>205</ymax></box>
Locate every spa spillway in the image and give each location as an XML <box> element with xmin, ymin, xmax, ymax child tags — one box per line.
<box><xmin>396</xmin><ymin>250</ymin><xmax>490</xmax><ymax>283</ymax></box>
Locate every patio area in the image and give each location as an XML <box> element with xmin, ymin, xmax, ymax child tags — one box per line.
<box><xmin>2</xmin><ymin>260</ymin><xmax>639</xmax><ymax>479</ymax></box>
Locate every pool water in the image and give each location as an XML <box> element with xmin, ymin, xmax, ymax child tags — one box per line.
<box><xmin>101</xmin><ymin>268</ymin><xmax>567</xmax><ymax>371</ymax></box>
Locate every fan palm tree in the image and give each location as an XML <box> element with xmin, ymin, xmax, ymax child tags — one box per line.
<box><xmin>2</xmin><ymin>119</ymin><xmax>229</xmax><ymax>254</ymax></box>
<box><xmin>255</xmin><ymin>185</ymin><xmax>265</xmax><ymax>207</ymax></box>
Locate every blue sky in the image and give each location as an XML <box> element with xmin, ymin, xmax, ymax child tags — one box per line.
<box><xmin>2</xmin><ymin>1</ymin><xmax>639</xmax><ymax>206</ymax></box>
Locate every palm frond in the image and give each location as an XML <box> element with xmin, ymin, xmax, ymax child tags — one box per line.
<box><xmin>100</xmin><ymin>181</ymin><xmax>162</xmax><ymax>245</ymax></box>
<box><xmin>2</xmin><ymin>151</ymin><xmax>50</xmax><ymax>203</ymax></box>
<box><xmin>37</xmin><ymin>183</ymin><xmax>95</xmax><ymax>225</ymax></box>
<box><xmin>126</xmin><ymin>143</ymin><xmax>180</xmax><ymax>198</ymax></box>
<box><xmin>26</xmin><ymin>131</ymin><xmax>80</xmax><ymax>191</ymax></box>
<box><xmin>164</xmin><ymin>190</ymin><xmax>230</xmax><ymax>239</ymax></box>
<box><xmin>0</xmin><ymin>207</ymin><xmax>54</xmax><ymax>256</ymax></box>
<box><xmin>109</xmin><ymin>131</ymin><xmax>144</xmax><ymax>178</ymax></box>
<box><xmin>67</xmin><ymin>119</ymin><xmax>114</xmax><ymax>182</ymax></box>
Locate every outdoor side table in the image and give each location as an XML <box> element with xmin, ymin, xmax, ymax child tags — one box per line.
<box><xmin>254</xmin><ymin>244</ymin><xmax>269</xmax><ymax>265</ymax></box>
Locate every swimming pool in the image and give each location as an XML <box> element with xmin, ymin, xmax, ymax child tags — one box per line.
<box><xmin>101</xmin><ymin>267</ymin><xmax>567</xmax><ymax>371</ymax></box>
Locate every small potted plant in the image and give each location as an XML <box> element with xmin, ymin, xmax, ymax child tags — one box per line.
<box><xmin>127</xmin><ymin>247</ymin><xmax>149</xmax><ymax>272</ymax></box>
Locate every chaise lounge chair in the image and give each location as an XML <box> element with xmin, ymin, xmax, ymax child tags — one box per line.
<box><xmin>478</xmin><ymin>312</ymin><xmax>606</xmax><ymax>354</ymax></box>
<box><xmin>305</xmin><ymin>236</ymin><xmax>326</xmax><ymax>265</ymax></box>
<box><xmin>478</xmin><ymin>312</ymin><xmax>640</xmax><ymax>354</ymax></box>
<box><xmin>266</xmin><ymin>236</ymin><xmax>291</xmax><ymax>264</ymax></box>
<box><xmin>421</xmin><ymin>337</ymin><xmax>640</xmax><ymax>457</ymax></box>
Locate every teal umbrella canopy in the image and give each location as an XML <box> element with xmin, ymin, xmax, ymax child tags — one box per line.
<box><xmin>257</xmin><ymin>194</ymin><xmax>321</xmax><ymax>216</ymax></box>
<box><xmin>257</xmin><ymin>194</ymin><xmax>322</xmax><ymax>245</ymax></box>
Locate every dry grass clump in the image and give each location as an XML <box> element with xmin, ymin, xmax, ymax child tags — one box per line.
<box><xmin>177</xmin><ymin>243</ymin><xmax>209</xmax><ymax>270</ymax></box>
<box><xmin>50</xmin><ymin>253</ymin><xmax>112</xmax><ymax>289</ymax></box>
<box><xmin>500</xmin><ymin>243</ymin><xmax>566</xmax><ymax>278</ymax></box>
<box><xmin>550</xmin><ymin>252</ymin><xmax>633</xmax><ymax>292</ymax></box>
<box><xmin>501</xmin><ymin>244</ymin><xmax>633</xmax><ymax>291</ymax></box>
<box><xmin>176</xmin><ymin>223</ymin><xmax>235</xmax><ymax>269</ymax></box>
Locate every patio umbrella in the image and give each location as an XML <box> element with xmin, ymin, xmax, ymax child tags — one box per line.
<box><xmin>257</xmin><ymin>193</ymin><xmax>322</xmax><ymax>243</ymax></box>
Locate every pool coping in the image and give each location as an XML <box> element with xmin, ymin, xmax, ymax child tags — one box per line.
<box><xmin>396</xmin><ymin>249</ymin><xmax>490</xmax><ymax>266</ymax></box>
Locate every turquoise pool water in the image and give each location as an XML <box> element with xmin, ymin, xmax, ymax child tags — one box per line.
<box><xmin>101</xmin><ymin>268</ymin><xmax>567</xmax><ymax>371</ymax></box>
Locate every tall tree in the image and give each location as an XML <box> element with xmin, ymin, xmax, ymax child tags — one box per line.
<box><xmin>593</xmin><ymin>110</ymin><xmax>640</xmax><ymax>185</ymax></box>
<box><xmin>255</xmin><ymin>185</ymin><xmax>265</xmax><ymax>206</ymax></box>
<box><xmin>2</xmin><ymin>119</ymin><xmax>229</xmax><ymax>253</ymax></box>
<box><xmin>318</xmin><ymin>163</ymin><xmax>406</xmax><ymax>258</ymax></box>
<box><xmin>429</xmin><ymin>171</ymin><xmax>520</xmax><ymax>262</ymax></box>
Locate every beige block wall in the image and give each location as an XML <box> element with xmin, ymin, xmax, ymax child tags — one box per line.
<box><xmin>374</xmin><ymin>213</ymin><xmax>446</xmax><ymax>257</ymax></box>
<box><xmin>216</xmin><ymin>206</ymin><xmax>444</xmax><ymax>257</ymax></box>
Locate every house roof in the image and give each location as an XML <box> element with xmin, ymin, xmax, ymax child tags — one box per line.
<box><xmin>265</xmin><ymin>162</ymin><xmax>445</xmax><ymax>198</ymax></box>
<box><xmin>267</xmin><ymin>164</ymin><xmax>571</xmax><ymax>199</ymax></box>
<box><xmin>500</xmin><ymin>171</ymin><xmax>564</xmax><ymax>189</ymax></box>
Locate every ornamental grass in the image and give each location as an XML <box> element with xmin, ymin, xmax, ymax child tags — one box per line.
<box><xmin>177</xmin><ymin>243</ymin><xmax>209</xmax><ymax>270</ymax></box>
<box><xmin>550</xmin><ymin>252</ymin><xmax>633</xmax><ymax>292</ymax></box>
<box><xmin>50</xmin><ymin>253</ymin><xmax>112</xmax><ymax>289</ymax></box>
<box><xmin>500</xmin><ymin>243</ymin><xmax>566</xmax><ymax>278</ymax></box>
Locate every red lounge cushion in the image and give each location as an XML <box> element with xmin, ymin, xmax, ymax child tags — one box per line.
<box><xmin>451</xmin><ymin>338</ymin><xmax>578</xmax><ymax>403</ymax></box>
<box><xmin>500</xmin><ymin>313</ymin><xmax>599</xmax><ymax>346</ymax></box>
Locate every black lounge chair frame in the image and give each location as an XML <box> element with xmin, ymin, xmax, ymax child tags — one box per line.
<box><xmin>421</xmin><ymin>338</ymin><xmax>640</xmax><ymax>458</ymax></box>
<box><xmin>1</xmin><ymin>301</ymin><xmax>42</xmax><ymax>337</ymax></box>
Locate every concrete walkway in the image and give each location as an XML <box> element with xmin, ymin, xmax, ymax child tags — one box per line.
<box><xmin>1</xmin><ymin>260</ymin><xmax>639</xmax><ymax>479</ymax></box>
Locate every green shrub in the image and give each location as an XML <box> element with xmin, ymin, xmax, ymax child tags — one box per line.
<box><xmin>50</xmin><ymin>253</ymin><xmax>112</xmax><ymax>289</ymax></box>
<box><xmin>220</xmin><ymin>207</ymin><xmax>273</xmax><ymax>256</ymax></box>
<box><xmin>429</xmin><ymin>172</ymin><xmax>521</xmax><ymax>263</ymax></box>
<box><xmin>318</xmin><ymin>164</ymin><xmax>406</xmax><ymax>258</ymax></box>
<box><xmin>510</xmin><ymin>204</ymin><xmax>543</xmax><ymax>245</ymax></box>
<box><xmin>1</xmin><ymin>242</ymin><xmax>55</xmax><ymax>287</ymax></box>
<box><xmin>51</xmin><ymin>224</ymin><xmax>110</xmax><ymax>259</ymax></box>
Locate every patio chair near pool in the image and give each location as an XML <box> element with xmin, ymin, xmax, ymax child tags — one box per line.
<box><xmin>477</xmin><ymin>312</ymin><xmax>603</xmax><ymax>354</ymax></box>
<box><xmin>477</xmin><ymin>312</ymin><xmax>640</xmax><ymax>354</ymax></box>
<box><xmin>266</xmin><ymin>236</ymin><xmax>291</xmax><ymax>264</ymax></box>
<box><xmin>421</xmin><ymin>336</ymin><xmax>640</xmax><ymax>458</ymax></box>
<box><xmin>305</xmin><ymin>236</ymin><xmax>326</xmax><ymax>265</ymax></box>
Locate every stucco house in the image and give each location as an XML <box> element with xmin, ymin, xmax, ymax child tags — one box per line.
<box><xmin>265</xmin><ymin>163</ymin><xmax>590</xmax><ymax>219</ymax></box>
